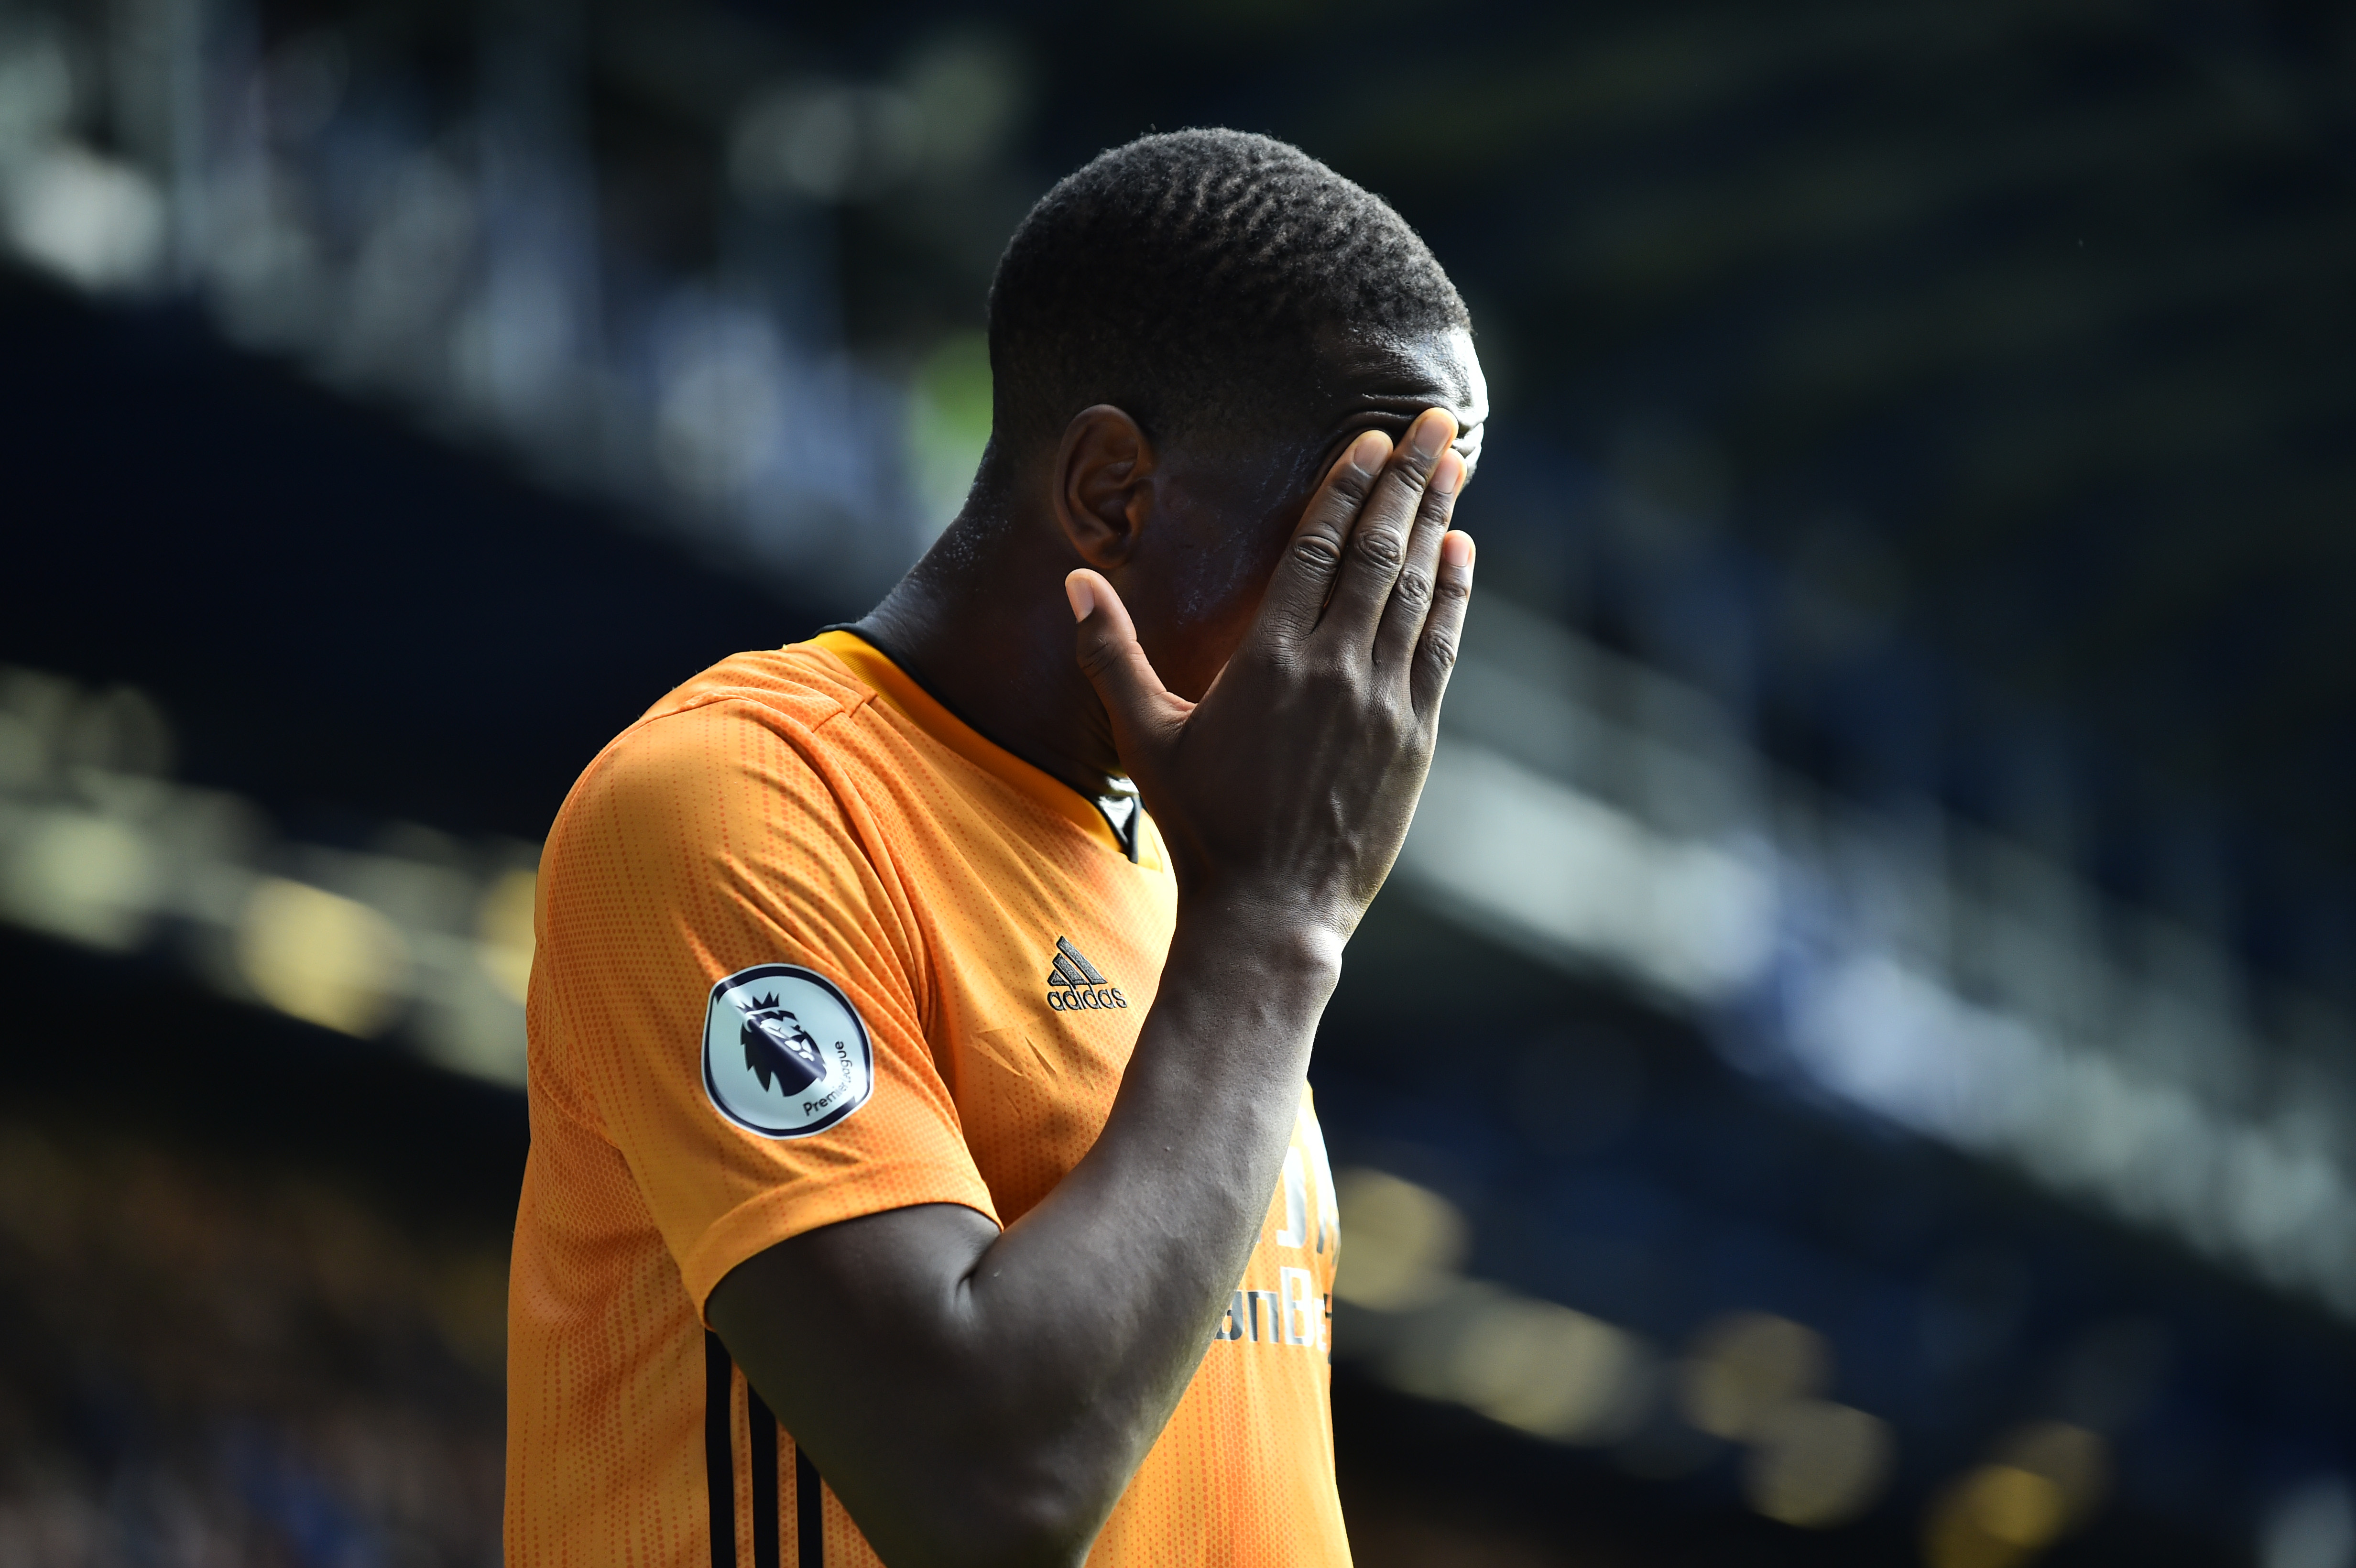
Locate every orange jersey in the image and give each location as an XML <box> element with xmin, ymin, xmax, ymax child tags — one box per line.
<box><xmin>508</xmin><ymin>631</ymin><xmax>1350</xmax><ymax>1568</ymax></box>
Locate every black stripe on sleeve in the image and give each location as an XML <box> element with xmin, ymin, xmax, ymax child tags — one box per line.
<box><xmin>796</xmin><ymin>1446</ymin><xmax>824</xmax><ymax>1568</ymax></box>
<box><xmin>704</xmin><ymin>1333</ymin><xmax>739</xmax><ymax>1568</ymax></box>
<box><xmin>746</xmin><ymin>1384</ymin><xmax>783</xmax><ymax>1568</ymax></box>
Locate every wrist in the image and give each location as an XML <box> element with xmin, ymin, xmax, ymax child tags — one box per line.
<box><xmin>1120</xmin><ymin>890</ymin><xmax>1342</xmax><ymax>1122</ymax></box>
<box><xmin>1167</xmin><ymin>890</ymin><xmax>1346</xmax><ymax>985</ymax></box>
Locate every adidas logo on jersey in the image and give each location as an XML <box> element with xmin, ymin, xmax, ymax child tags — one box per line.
<box><xmin>1046</xmin><ymin>936</ymin><xmax>1128</xmax><ymax>1012</ymax></box>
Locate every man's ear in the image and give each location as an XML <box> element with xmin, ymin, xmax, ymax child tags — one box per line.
<box><xmin>1053</xmin><ymin>405</ymin><xmax>1156</xmax><ymax>569</ymax></box>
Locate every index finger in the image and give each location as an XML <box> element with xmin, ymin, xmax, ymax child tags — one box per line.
<box><xmin>1313</xmin><ymin>408</ymin><xmax>1457</xmax><ymax>648</ymax></box>
<box><xmin>1247</xmin><ymin>429</ymin><xmax>1392</xmax><ymax>653</ymax></box>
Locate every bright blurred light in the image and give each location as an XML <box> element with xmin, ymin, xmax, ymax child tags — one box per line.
<box><xmin>1677</xmin><ymin>1312</ymin><xmax>1829</xmax><ymax>1441</ymax></box>
<box><xmin>1402</xmin><ymin>742</ymin><xmax>1774</xmax><ymax>1000</ymax></box>
<box><xmin>2264</xmin><ymin>1479</ymin><xmax>2356</xmax><ymax>1568</ymax></box>
<box><xmin>1331</xmin><ymin>1169</ymin><xmax>1667</xmax><ymax>1444</ymax></box>
<box><xmin>0</xmin><ymin>809</ymin><xmax>158</xmax><ymax>949</ymax></box>
<box><xmin>1929</xmin><ymin>1464</ymin><xmax>2066</xmax><ymax>1566</ymax></box>
<box><xmin>1923</xmin><ymin>1423</ymin><xmax>2112</xmax><ymax>1567</ymax></box>
<box><xmin>0</xmin><ymin>711</ymin><xmax>43</xmax><ymax>789</ymax></box>
<box><xmin>1</xmin><ymin>142</ymin><xmax>165</xmax><ymax>292</ymax></box>
<box><xmin>1331</xmin><ymin>1167</ymin><xmax>1468</xmax><ymax>1310</ymax></box>
<box><xmin>1443</xmin><ymin>1291</ymin><xmax>1655</xmax><ymax>1445</ymax></box>
<box><xmin>237</xmin><ymin>877</ymin><xmax>413</xmax><ymax>1037</ymax></box>
<box><xmin>476</xmin><ymin>867</ymin><xmax>537</xmax><ymax>1005</ymax></box>
<box><xmin>1742</xmin><ymin>1397</ymin><xmax>1894</xmax><ymax>1528</ymax></box>
<box><xmin>1326</xmin><ymin>1170</ymin><xmax>1904</xmax><ymax>1474</ymax></box>
<box><xmin>1993</xmin><ymin>1422</ymin><xmax>2107</xmax><ymax>1530</ymax></box>
<box><xmin>1365</xmin><ymin>1274</ymin><xmax>1666</xmax><ymax>1449</ymax></box>
<box><xmin>0</xmin><ymin>666</ymin><xmax>536</xmax><ymax>1086</ymax></box>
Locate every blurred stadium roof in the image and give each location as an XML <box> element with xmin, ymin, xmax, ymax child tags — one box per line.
<box><xmin>1310</xmin><ymin>0</ymin><xmax>2356</xmax><ymax>977</ymax></box>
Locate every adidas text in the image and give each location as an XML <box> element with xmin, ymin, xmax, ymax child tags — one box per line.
<box><xmin>1048</xmin><ymin>987</ymin><xmax>1128</xmax><ymax>1012</ymax></box>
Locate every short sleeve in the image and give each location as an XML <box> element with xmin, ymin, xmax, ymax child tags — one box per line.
<box><xmin>529</xmin><ymin>697</ymin><xmax>998</xmax><ymax>1317</ymax></box>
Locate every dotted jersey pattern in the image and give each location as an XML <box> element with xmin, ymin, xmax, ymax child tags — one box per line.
<box><xmin>506</xmin><ymin>632</ymin><xmax>1349</xmax><ymax>1568</ymax></box>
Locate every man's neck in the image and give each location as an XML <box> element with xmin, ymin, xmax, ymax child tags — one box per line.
<box><xmin>852</xmin><ymin>508</ymin><xmax>1122</xmax><ymax>804</ymax></box>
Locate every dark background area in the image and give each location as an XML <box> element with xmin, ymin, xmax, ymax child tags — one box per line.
<box><xmin>0</xmin><ymin>277</ymin><xmax>826</xmax><ymax>841</ymax></box>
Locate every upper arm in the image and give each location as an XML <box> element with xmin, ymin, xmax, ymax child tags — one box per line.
<box><xmin>533</xmin><ymin>701</ymin><xmax>998</xmax><ymax>1313</ymax></box>
<box><xmin>706</xmin><ymin>1201</ymin><xmax>998</xmax><ymax>1449</ymax></box>
<box><xmin>538</xmin><ymin>705</ymin><xmax>1101</xmax><ymax>1568</ymax></box>
<box><xmin>709</xmin><ymin>1201</ymin><xmax>1087</xmax><ymax>1568</ymax></box>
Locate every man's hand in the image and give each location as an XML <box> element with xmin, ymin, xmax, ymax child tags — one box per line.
<box><xmin>1067</xmin><ymin>407</ymin><xmax>1474</xmax><ymax>942</ymax></box>
<box><xmin>710</xmin><ymin>407</ymin><xmax>1473</xmax><ymax>1568</ymax></box>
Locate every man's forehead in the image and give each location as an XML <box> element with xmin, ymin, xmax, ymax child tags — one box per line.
<box><xmin>1313</xmin><ymin>324</ymin><xmax>1488</xmax><ymax>432</ymax></box>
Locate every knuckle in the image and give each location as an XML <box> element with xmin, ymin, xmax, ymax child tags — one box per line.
<box><xmin>1309</xmin><ymin>650</ymin><xmax>1363</xmax><ymax>695</ymax></box>
<box><xmin>1304</xmin><ymin>645</ymin><xmax>1353</xmax><ymax>684</ymax></box>
<box><xmin>1290</xmin><ymin>533</ymin><xmax>1346</xmax><ymax>573</ymax></box>
<box><xmin>1390</xmin><ymin>568</ymin><xmax>1434</xmax><ymax>610</ymax></box>
<box><xmin>1351</xmin><ymin>527</ymin><xmax>1407</xmax><ymax>572</ymax></box>
<box><xmin>1420</xmin><ymin>629</ymin><xmax>1462</xmax><ymax>675</ymax></box>
<box><xmin>1390</xmin><ymin>442</ymin><xmax>1440</xmax><ymax>487</ymax></box>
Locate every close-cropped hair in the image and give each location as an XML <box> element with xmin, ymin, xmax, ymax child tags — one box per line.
<box><xmin>985</xmin><ymin>129</ymin><xmax>1470</xmax><ymax>455</ymax></box>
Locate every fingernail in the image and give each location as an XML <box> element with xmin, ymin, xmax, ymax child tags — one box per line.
<box><xmin>1065</xmin><ymin>574</ymin><xmax>1094</xmax><ymax>621</ymax></box>
<box><xmin>1440</xmin><ymin>532</ymin><xmax>1474</xmax><ymax>569</ymax></box>
<box><xmin>1430</xmin><ymin>450</ymin><xmax>1464</xmax><ymax>497</ymax></box>
<box><xmin>1348</xmin><ymin>431</ymin><xmax>1390</xmax><ymax>475</ymax></box>
<box><xmin>1409</xmin><ymin>410</ymin><xmax>1456</xmax><ymax>462</ymax></box>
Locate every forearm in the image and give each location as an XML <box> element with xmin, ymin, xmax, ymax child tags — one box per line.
<box><xmin>953</xmin><ymin>906</ymin><xmax>1341</xmax><ymax>1462</ymax></box>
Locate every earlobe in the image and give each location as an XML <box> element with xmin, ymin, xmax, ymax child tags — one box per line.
<box><xmin>1055</xmin><ymin>404</ymin><xmax>1156</xmax><ymax>569</ymax></box>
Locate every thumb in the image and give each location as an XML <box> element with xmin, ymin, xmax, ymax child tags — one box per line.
<box><xmin>1066</xmin><ymin>570</ymin><xmax>1178</xmax><ymax>745</ymax></box>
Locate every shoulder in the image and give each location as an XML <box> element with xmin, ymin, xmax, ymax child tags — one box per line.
<box><xmin>640</xmin><ymin>642</ymin><xmax>874</xmax><ymax>743</ymax></box>
<box><xmin>547</xmin><ymin>645</ymin><xmax>875</xmax><ymax>867</ymax></box>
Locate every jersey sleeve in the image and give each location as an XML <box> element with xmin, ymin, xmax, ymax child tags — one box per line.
<box><xmin>530</xmin><ymin>697</ymin><xmax>998</xmax><ymax>1317</ymax></box>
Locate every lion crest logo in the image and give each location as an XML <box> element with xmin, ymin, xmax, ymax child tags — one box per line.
<box><xmin>736</xmin><ymin>992</ymin><xmax>828</xmax><ymax>1095</ymax></box>
<box><xmin>703</xmin><ymin>964</ymin><xmax>874</xmax><ymax>1138</ymax></box>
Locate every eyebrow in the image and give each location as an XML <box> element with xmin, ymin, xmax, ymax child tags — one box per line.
<box><xmin>1333</xmin><ymin>396</ymin><xmax>1486</xmax><ymax>428</ymax></box>
<box><xmin>1307</xmin><ymin>410</ymin><xmax>1486</xmax><ymax>482</ymax></box>
<box><xmin>1324</xmin><ymin>405</ymin><xmax>1487</xmax><ymax>445</ymax></box>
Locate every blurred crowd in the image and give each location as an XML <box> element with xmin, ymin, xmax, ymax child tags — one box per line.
<box><xmin>0</xmin><ymin>1118</ymin><xmax>505</xmax><ymax>1566</ymax></box>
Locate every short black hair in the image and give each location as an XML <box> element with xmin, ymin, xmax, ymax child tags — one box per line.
<box><xmin>985</xmin><ymin>129</ymin><xmax>1469</xmax><ymax>456</ymax></box>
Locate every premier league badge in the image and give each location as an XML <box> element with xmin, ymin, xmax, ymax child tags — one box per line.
<box><xmin>702</xmin><ymin>963</ymin><xmax>873</xmax><ymax>1137</ymax></box>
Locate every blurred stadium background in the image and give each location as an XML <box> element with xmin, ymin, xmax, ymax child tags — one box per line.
<box><xmin>3</xmin><ymin>0</ymin><xmax>2354</xmax><ymax>1563</ymax></box>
